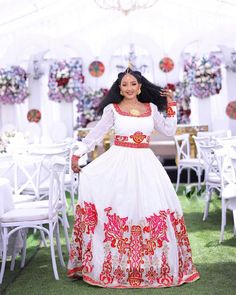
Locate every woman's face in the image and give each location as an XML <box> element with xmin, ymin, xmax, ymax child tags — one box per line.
<box><xmin>120</xmin><ymin>74</ymin><xmax>141</xmax><ymax>100</ymax></box>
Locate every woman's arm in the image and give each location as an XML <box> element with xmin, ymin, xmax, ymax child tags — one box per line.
<box><xmin>151</xmin><ymin>102</ymin><xmax>177</xmax><ymax>136</ymax></box>
<box><xmin>74</xmin><ymin>104</ymin><xmax>114</xmax><ymax>157</ymax></box>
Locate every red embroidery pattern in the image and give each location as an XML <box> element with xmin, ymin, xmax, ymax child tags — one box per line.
<box><xmin>167</xmin><ymin>106</ymin><xmax>176</xmax><ymax>117</ymax></box>
<box><xmin>127</xmin><ymin>225</ymin><xmax>144</xmax><ymax>287</ymax></box>
<box><xmin>130</xmin><ymin>131</ymin><xmax>146</xmax><ymax>143</ymax></box>
<box><xmin>114</xmin><ymin>131</ymin><xmax>150</xmax><ymax>148</ymax></box>
<box><xmin>143</xmin><ymin>210</ymin><xmax>169</xmax><ymax>252</ymax></box>
<box><xmin>169</xmin><ymin>211</ymin><xmax>197</xmax><ymax>283</ymax></box>
<box><xmin>102</xmin><ymin>208</ymin><xmax>171</xmax><ymax>287</ymax></box>
<box><xmin>157</xmin><ymin>252</ymin><xmax>173</xmax><ymax>286</ymax></box>
<box><xmin>114</xmin><ymin>141</ymin><xmax>149</xmax><ymax>148</ymax></box>
<box><xmin>103</xmin><ymin>207</ymin><xmax>129</xmax><ymax>253</ymax></box>
<box><xmin>68</xmin><ymin>202</ymin><xmax>98</xmax><ymax>277</ymax></box>
<box><xmin>115</xmin><ymin>135</ymin><xmax>128</xmax><ymax>142</ymax></box>
<box><xmin>99</xmin><ymin>251</ymin><xmax>113</xmax><ymax>285</ymax></box>
<box><xmin>114</xmin><ymin>265</ymin><xmax>126</xmax><ymax>283</ymax></box>
<box><xmin>82</xmin><ymin>239</ymin><xmax>93</xmax><ymax>273</ymax></box>
<box><xmin>68</xmin><ymin>205</ymin><xmax>200</xmax><ymax>288</ymax></box>
<box><xmin>113</xmin><ymin>103</ymin><xmax>151</xmax><ymax>117</ymax></box>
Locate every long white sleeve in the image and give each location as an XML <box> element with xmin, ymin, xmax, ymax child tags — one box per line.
<box><xmin>74</xmin><ymin>104</ymin><xmax>114</xmax><ymax>157</ymax></box>
<box><xmin>151</xmin><ymin>103</ymin><xmax>177</xmax><ymax>136</ymax></box>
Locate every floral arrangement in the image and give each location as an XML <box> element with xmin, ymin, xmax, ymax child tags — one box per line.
<box><xmin>76</xmin><ymin>88</ymin><xmax>108</xmax><ymax>128</ymax></box>
<box><xmin>0</xmin><ymin>137</ymin><xmax>7</xmax><ymax>153</ymax></box>
<box><xmin>183</xmin><ymin>54</ymin><xmax>222</xmax><ymax>98</ymax></box>
<box><xmin>48</xmin><ymin>58</ymin><xmax>84</xmax><ymax>103</ymax></box>
<box><xmin>0</xmin><ymin>66</ymin><xmax>29</xmax><ymax>104</ymax></box>
<box><xmin>165</xmin><ymin>82</ymin><xmax>191</xmax><ymax>124</ymax></box>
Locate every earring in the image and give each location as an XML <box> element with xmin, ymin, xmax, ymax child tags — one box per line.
<box><xmin>120</xmin><ymin>91</ymin><xmax>124</xmax><ymax>96</ymax></box>
<box><xmin>138</xmin><ymin>89</ymin><xmax>141</xmax><ymax>95</ymax></box>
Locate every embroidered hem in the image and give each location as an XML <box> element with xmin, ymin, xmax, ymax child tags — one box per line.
<box><xmin>67</xmin><ymin>269</ymin><xmax>200</xmax><ymax>289</ymax></box>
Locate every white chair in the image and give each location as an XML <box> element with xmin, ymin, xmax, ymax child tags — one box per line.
<box><xmin>192</xmin><ymin>136</ymin><xmax>218</xmax><ymax>181</ymax></box>
<box><xmin>197</xmin><ymin>130</ymin><xmax>232</xmax><ymax>139</ymax></box>
<box><xmin>213</xmin><ymin>148</ymin><xmax>236</xmax><ymax>242</ymax></box>
<box><xmin>0</xmin><ymin>158</ymin><xmax>66</xmax><ymax>284</ymax></box>
<box><xmin>200</xmin><ymin>144</ymin><xmax>222</xmax><ymax>221</ymax></box>
<box><xmin>174</xmin><ymin>133</ymin><xmax>203</xmax><ymax>192</ymax></box>
<box><xmin>15</xmin><ymin>156</ymin><xmax>70</xmax><ymax>253</ymax></box>
<box><xmin>0</xmin><ymin>154</ymin><xmax>39</xmax><ymax>204</ymax></box>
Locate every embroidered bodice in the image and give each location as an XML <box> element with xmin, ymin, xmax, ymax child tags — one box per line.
<box><xmin>75</xmin><ymin>103</ymin><xmax>177</xmax><ymax>156</ymax></box>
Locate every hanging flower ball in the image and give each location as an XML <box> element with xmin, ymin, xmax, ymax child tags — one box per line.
<box><xmin>226</xmin><ymin>101</ymin><xmax>236</xmax><ymax>120</ymax></box>
<box><xmin>159</xmin><ymin>57</ymin><xmax>174</xmax><ymax>73</ymax></box>
<box><xmin>88</xmin><ymin>61</ymin><xmax>105</xmax><ymax>77</ymax></box>
<box><xmin>27</xmin><ymin>109</ymin><xmax>41</xmax><ymax>123</ymax></box>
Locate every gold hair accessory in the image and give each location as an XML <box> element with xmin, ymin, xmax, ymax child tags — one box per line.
<box><xmin>138</xmin><ymin>89</ymin><xmax>141</xmax><ymax>95</ymax></box>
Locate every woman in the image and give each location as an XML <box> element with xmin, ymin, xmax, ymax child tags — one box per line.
<box><xmin>68</xmin><ymin>68</ymin><xmax>200</xmax><ymax>288</ymax></box>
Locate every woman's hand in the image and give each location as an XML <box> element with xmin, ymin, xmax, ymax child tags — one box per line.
<box><xmin>71</xmin><ymin>155</ymin><xmax>81</xmax><ymax>173</ymax></box>
<box><xmin>160</xmin><ymin>88</ymin><xmax>174</xmax><ymax>104</ymax></box>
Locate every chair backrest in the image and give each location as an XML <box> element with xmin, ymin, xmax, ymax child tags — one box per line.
<box><xmin>192</xmin><ymin>136</ymin><xmax>217</xmax><ymax>160</ymax></box>
<box><xmin>48</xmin><ymin>156</ymin><xmax>67</xmax><ymax>218</ymax></box>
<box><xmin>28</xmin><ymin>142</ymin><xmax>69</xmax><ymax>155</ymax></box>
<box><xmin>174</xmin><ymin>133</ymin><xmax>190</xmax><ymax>161</ymax></box>
<box><xmin>213</xmin><ymin>147</ymin><xmax>236</xmax><ymax>190</ymax></box>
<box><xmin>0</xmin><ymin>155</ymin><xmax>14</xmax><ymax>187</ymax></box>
<box><xmin>197</xmin><ymin>130</ymin><xmax>231</xmax><ymax>138</ymax></box>
<box><xmin>200</xmin><ymin>144</ymin><xmax>222</xmax><ymax>183</ymax></box>
<box><xmin>13</xmin><ymin>154</ymin><xmax>44</xmax><ymax>198</ymax></box>
<box><xmin>216</xmin><ymin>136</ymin><xmax>236</xmax><ymax>150</ymax></box>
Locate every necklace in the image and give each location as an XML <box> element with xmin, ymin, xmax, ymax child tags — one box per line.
<box><xmin>129</xmin><ymin>108</ymin><xmax>140</xmax><ymax>116</ymax></box>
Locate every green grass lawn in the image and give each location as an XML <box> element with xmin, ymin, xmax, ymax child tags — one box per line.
<box><xmin>1</xmin><ymin>187</ymin><xmax>236</xmax><ymax>295</ymax></box>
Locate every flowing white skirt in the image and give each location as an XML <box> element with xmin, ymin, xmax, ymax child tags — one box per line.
<box><xmin>67</xmin><ymin>146</ymin><xmax>200</xmax><ymax>288</ymax></box>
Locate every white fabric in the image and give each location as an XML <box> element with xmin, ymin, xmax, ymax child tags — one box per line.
<box><xmin>74</xmin><ymin>103</ymin><xmax>177</xmax><ymax>156</ymax></box>
<box><xmin>68</xmin><ymin>103</ymin><xmax>199</xmax><ymax>288</ymax></box>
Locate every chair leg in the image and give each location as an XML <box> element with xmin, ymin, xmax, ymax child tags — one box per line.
<box><xmin>187</xmin><ymin>168</ymin><xmax>190</xmax><ymax>184</ymax></box>
<box><xmin>69</xmin><ymin>185</ymin><xmax>75</xmax><ymax>214</ymax></box>
<box><xmin>197</xmin><ymin>167</ymin><xmax>202</xmax><ymax>191</ymax></box>
<box><xmin>233</xmin><ymin>209</ymin><xmax>236</xmax><ymax>236</ymax></box>
<box><xmin>220</xmin><ymin>199</ymin><xmax>226</xmax><ymax>243</ymax></box>
<box><xmin>59</xmin><ymin>212</ymin><xmax>70</xmax><ymax>253</ymax></box>
<box><xmin>0</xmin><ymin>228</ymin><xmax>8</xmax><ymax>284</ymax></box>
<box><xmin>175</xmin><ymin>167</ymin><xmax>181</xmax><ymax>192</ymax></box>
<box><xmin>55</xmin><ymin>222</ymin><xmax>65</xmax><ymax>267</ymax></box>
<box><xmin>203</xmin><ymin>189</ymin><xmax>211</xmax><ymax>221</ymax></box>
<box><xmin>20</xmin><ymin>230</ymin><xmax>28</xmax><ymax>268</ymax></box>
<box><xmin>10</xmin><ymin>231</ymin><xmax>20</xmax><ymax>271</ymax></box>
<box><xmin>48</xmin><ymin>223</ymin><xmax>59</xmax><ymax>280</ymax></box>
<box><xmin>39</xmin><ymin>229</ymin><xmax>47</xmax><ymax>247</ymax></box>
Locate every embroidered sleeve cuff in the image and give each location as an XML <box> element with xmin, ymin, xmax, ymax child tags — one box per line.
<box><xmin>166</xmin><ymin>105</ymin><xmax>177</xmax><ymax>118</ymax></box>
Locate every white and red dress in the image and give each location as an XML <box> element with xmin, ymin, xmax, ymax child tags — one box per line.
<box><xmin>67</xmin><ymin>103</ymin><xmax>200</xmax><ymax>288</ymax></box>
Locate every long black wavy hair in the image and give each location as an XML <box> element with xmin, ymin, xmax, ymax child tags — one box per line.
<box><xmin>98</xmin><ymin>68</ymin><xmax>167</xmax><ymax>114</ymax></box>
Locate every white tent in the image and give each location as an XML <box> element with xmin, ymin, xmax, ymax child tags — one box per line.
<box><xmin>0</xmin><ymin>0</ymin><xmax>236</xmax><ymax>138</ymax></box>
